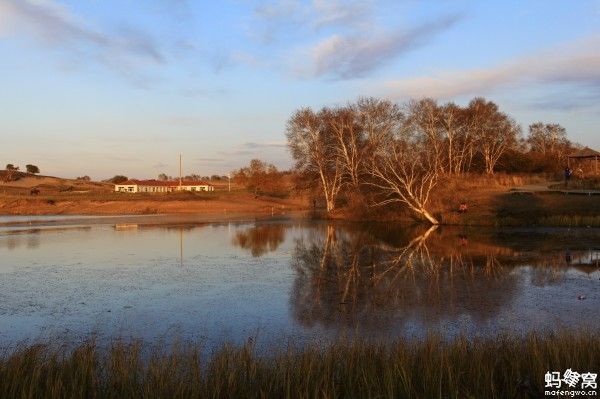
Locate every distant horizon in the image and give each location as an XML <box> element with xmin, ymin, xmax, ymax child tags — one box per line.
<box><xmin>2</xmin><ymin>0</ymin><xmax>599</xmax><ymax>179</ymax></box>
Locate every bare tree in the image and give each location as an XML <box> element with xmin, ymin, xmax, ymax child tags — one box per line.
<box><xmin>527</xmin><ymin>122</ymin><xmax>571</xmax><ymax>167</ymax></box>
<box><xmin>287</xmin><ymin>108</ymin><xmax>343</xmax><ymax>212</ymax></box>
<box><xmin>318</xmin><ymin>98</ymin><xmax>403</xmax><ymax>191</ymax></box>
<box><xmin>439</xmin><ymin>102</ymin><xmax>474</xmax><ymax>174</ymax></box>
<box><xmin>468</xmin><ymin>98</ymin><xmax>519</xmax><ymax>174</ymax></box>
<box><xmin>368</xmin><ymin>140</ymin><xmax>440</xmax><ymax>224</ymax></box>
<box><xmin>528</xmin><ymin>122</ymin><xmax>568</xmax><ymax>155</ymax></box>
<box><xmin>327</xmin><ymin>106</ymin><xmax>363</xmax><ymax>188</ymax></box>
<box><xmin>405</xmin><ymin>99</ymin><xmax>444</xmax><ymax>174</ymax></box>
<box><xmin>354</xmin><ymin>97</ymin><xmax>403</xmax><ymax>172</ymax></box>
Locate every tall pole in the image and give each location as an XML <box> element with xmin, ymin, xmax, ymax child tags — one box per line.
<box><xmin>228</xmin><ymin>173</ymin><xmax>231</xmax><ymax>192</ymax></box>
<box><xmin>179</xmin><ymin>154</ymin><xmax>182</xmax><ymax>189</ymax></box>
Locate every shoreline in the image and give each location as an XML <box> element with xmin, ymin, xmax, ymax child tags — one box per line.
<box><xmin>2</xmin><ymin>183</ymin><xmax>600</xmax><ymax>227</ymax></box>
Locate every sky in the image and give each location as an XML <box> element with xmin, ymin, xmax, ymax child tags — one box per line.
<box><xmin>1</xmin><ymin>0</ymin><xmax>599</xmax><ymax>179</ymax></box>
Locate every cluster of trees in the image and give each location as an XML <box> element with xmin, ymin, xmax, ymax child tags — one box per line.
<box><xmin>107</xmin><ymin>175</ymin><xmax>128</xmax><ymax>184</ymax></box>
<box><xmin>517</xmin><ymin>122</ymin><xmax>574</xmax><ymax>173</ymax></box>
<box><xmin>3</xmin><ymin>163</ymin><xmax>40</xmax><ymax>182</ymax></box>
<box><xmin>5</xmin><ymin>163</ymin><xmax>40</xmax><ymax>174</ymax></box>
<box><xmin>232</xmin><ymin>159</ymin><xmax>286</xmax><ymax>196</ymax></box>
<box><xmin>157</xmin><ymin>173</ymin><xmax>228</xmax><ymax>181</ymax></box>
<box><xmin>286</xmin><ymin>97</ymin><xmax>578</xmax><ymax>224</ymax></box>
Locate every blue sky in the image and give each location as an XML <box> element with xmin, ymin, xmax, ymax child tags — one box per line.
<box><xmin>1</xmin><ymin>0</ymin><xmax>599</xmax><ymax>179</ymax></box>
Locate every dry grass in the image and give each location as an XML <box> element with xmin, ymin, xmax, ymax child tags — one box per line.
<box><xmin>440</xmin><ymin>173</ymin><xmax>547</xmax><ymax>191</ymax></box>
<box><xmin>494</xmin><ymin>191</ymin><xmax>600</xmax><ymax>227</ymax></box>
<box><xmin>1</xmin><ymin>333</ymin><xmax>599</xmax><ymax>398</ymax></box>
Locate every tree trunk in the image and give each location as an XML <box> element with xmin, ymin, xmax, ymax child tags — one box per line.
<box><xmin>419</xmin><ymin>208</ymin><xmax>439</xmax><ymax>225</ymax></box>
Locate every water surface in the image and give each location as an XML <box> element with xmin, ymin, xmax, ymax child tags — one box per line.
<box><xmin>1</xmin><ymin>216</ymin><xmax>599</xmax><ymax>348</ymax></box>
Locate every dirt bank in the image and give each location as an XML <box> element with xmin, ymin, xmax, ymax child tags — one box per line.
<box><xmin>0</xmin><ymin>191</ymin><xmax>307</xmax><ymax>216</ymax></box>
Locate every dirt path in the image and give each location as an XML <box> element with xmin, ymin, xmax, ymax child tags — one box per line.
<box><xmin>511</xmin><ymin>181</ymin><xmax>561</xmax><ymax>192</ymax></box>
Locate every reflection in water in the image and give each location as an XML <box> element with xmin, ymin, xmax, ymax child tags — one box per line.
<box><xmin>1</xmin><ymin>218</ymin><xmax>600</xmax><ymax>348</ymax></box>
<box><xmin>290</xmin><ymin>224</ymin><xmax>599</xmax><ymax>333</ymax></box>
<box><xmin>232</xmin><ymin>224</ymin><xmax>286</xmax><ymax>257</ymax></box>
<box><xmin>0</xmin><ymin>226</ymin><xmax>91</xmax><ymax>250</ymax></box>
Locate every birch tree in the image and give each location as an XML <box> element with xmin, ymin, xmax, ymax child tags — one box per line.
<box><xmin>439</xmin><ymin>103</ymin><xmax>474</xmax><ymax>174</ymax></box>
<box><xmin>287</xmin><ymin>108</ymin><xmax>343</xmax><ymax>213</ymax></box>
<box><xmin>468</xmin><ymin>98</ymin><xmax>520</xmax><ymax>174</ymax></box>
<box><xmin>368</xmin><ymin>140</ymin><xmax>440</xmax><ymax>225</ymax></box>
<box><xmin>405</xmin><ymin>99</ymin><xmax>444</xmax><ymax>174</ymax></box>
<box><xmin>327</xmin><ymin>106</ymin><xmax>363</xmax><ymax>188</ymax></box>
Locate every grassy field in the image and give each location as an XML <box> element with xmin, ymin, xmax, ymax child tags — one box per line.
<box><xmin>0</xmin><ymin>172</ymin><xmax>307</xmax><ymax>215</ymax></box>
<box><xmin>494</xmin><ymin>191</ymin><xmax>600</xmax><ymax>227</ymax></box>
<box><xmin>1</xmin><ymin>333</ymin><xmax>599</xmax><ymax>398</ymax></box>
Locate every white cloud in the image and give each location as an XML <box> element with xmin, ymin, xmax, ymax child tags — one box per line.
<box><xmin>384</xmin><ymin>35</ymin><xmax>600</xmax><ymax>100</ymax></box>
<box><xmin>293</xmin><ymin>14</ymin><xmax>461</xmax><ymax>79</ymax></box>
<box><xmin>0</xmin><ymin>0</ymin><xmax>164</xmax><ymax>77</ymax></box>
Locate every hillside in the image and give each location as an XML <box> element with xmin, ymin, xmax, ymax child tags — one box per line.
<box><xmin>0</xmin><ymin>171</ymin><xmax>112</xmax><ymax>195</ymax></box>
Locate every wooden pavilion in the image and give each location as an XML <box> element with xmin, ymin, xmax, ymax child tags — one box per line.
<box><xmin>568</xmin><ymin>147</ymin><xmax>600</xmax><ymax>176</ymax></box>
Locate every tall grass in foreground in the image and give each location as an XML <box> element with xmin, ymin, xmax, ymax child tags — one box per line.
<box><xmin>1</xmin><ymin>333</ymin><xmax>599</xmax><ymax>398</ymax></box>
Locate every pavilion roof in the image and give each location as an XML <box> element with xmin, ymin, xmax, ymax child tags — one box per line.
<box><xmin>568</xmin><ymin>147</ymin><xmax>600</xmax><ymax>159</ymax></box>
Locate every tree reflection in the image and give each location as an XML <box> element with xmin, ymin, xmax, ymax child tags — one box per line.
<box><xmin>232</xmin><ymin>224</ymin><xmax>286</xmax><ymax>257</ymax></box>
<box><xmin>290</xmin><ymin>224</ymin><xmax>521</xmax><ymax>331</ymax></box>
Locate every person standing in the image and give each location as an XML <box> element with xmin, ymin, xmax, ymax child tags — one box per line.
<box><xmin>564</xmin><ymin>166</ymin><xmax>572</xmax><ymax>187</ymax></box>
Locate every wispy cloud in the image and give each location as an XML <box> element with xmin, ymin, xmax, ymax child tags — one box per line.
<box><xmin>0</xmin><ymin>0</ymin><xmax>164</xmax><ymax>79</ymax></box>
<box><xmin>153</xmin><ymin>162</ymin><xmax>169</xmax><ymax>168</ymax></box>
<box><xmin>213</xmin><ymin>142</ymin><xmax>287</xmax><ymax>161</ymax></box>
<box><xmin>311</xmin><ymin>0</ymin><xmax>370</xmax><ymax>30</ymax></box>
<box><xmin>218</xmin><ymin>149</ymin><xmax>254</xmax><ymax>156</ymax></box>
<box><xmin>528</xmin><ymin>87</ymin><xmax>600</xmax><ymax>111</ymax></box>
<box><xmin>242</xmin><ymin>141</ymin><xmax>287</xmax><ymax>149</ymax></box>
<box><xmin>292</xmin><ymin>14</ymin><xmax>461</xmax><ymax>80</ymax></box>
<box><xmin>251</xmin><ymin>0</ymin><xmax>372</xmax><ymax>46</ymax></box>
<box><xmin>384</xmin><ymin>35</ymin><xmax>600</xmax><ymax>102</ymax></box>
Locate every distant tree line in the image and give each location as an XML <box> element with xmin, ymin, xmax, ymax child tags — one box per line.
<box><xmin>286</xmin><ymin>97</ymin><xmax>580</xmax><ymax>223</ymax></box>
<box><xmin>157</xmin><ymin>173</ymin><xmax>228</xmax><ymax>182</ymax></box>
<box><xmin>105</xmin><ymin>174</ymin><xmax>229</xmax><ymax>184</ymax></box>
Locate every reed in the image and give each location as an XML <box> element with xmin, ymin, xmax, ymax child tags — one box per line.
<box><xmin>1</xmin><ymin>332</ymin><xmax>599</xmax><ymax>398</ymax></box>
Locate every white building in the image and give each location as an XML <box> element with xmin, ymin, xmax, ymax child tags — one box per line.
<box><xmin>115</xmin><ymin>179</ymin><xmax>215</xmax><ymax>193</ymax></box>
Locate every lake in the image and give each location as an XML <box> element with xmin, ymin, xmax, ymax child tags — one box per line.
<box><xmin>1</xmin><ymin>215</ymin><xmax>599</xmax><ymax>349</ymax></box>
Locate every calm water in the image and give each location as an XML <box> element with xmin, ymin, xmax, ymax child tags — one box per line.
<box><xmin>1</xmin><ymin>215</ymin><xmax>599</xmax><ymax>348</ymax></box>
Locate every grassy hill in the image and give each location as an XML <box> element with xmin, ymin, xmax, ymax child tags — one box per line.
<box><xmin>0</xmin><ymin>171</ymin><xmax>112</xmax><ymax>195</ymax></box>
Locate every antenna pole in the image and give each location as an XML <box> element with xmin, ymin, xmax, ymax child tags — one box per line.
<box><xmin>179</xmin><ymin>154</ymin><xmax>182</xmax><ymax>189</ymax></box>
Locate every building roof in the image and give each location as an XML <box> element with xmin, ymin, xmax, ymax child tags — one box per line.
<box><xmin>117</xmin><ymin>179</ymin><xmax>213</xmax><ymax>186</ymax></box>
<box><xmin>568</xmin><ymin>147</ymin><xmax>600</xmax><ymax>159</ymax></box>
